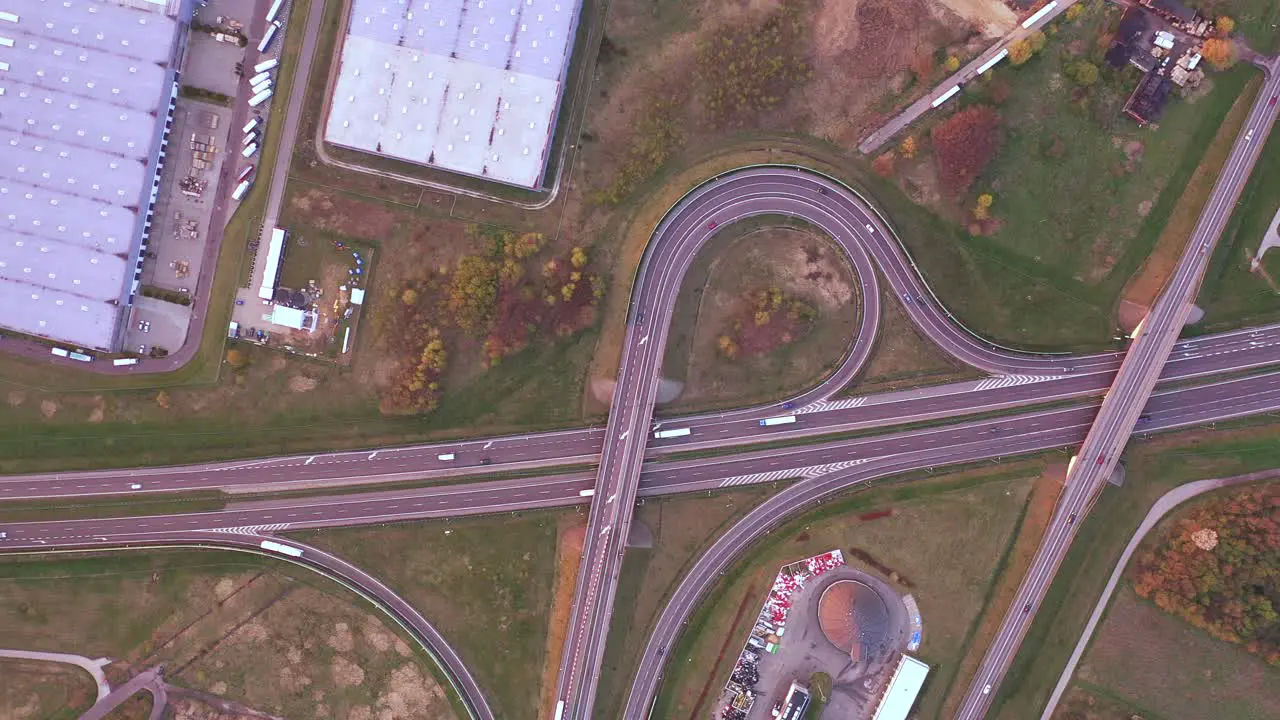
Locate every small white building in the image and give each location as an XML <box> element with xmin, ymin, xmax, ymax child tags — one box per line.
<box><xmin>267</xmin><ymin>304</ymin><xmax>317</xmax><ymax>333</ymax></box>
<box><xmin>871</xmin><ymin>655</ymin><xmax>930</xmax><ymax>720</ymax></box>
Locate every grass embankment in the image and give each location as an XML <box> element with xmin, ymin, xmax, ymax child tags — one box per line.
<box><xmin>658</xmin><ymin>217</ymin><xmax>861</xmax><ymax>413</ymax></box>
<box><xmin>991</xmin><ymin>420</ymin><xmax>1280</xmax><ymax>718</ymax></box>
<box><xmin>291</xmin><ymin>511</ymin><xmax>562</xmax><ymax>720</ymax></box>
<box><xmin>644</xmin><ymin>461</ymin><xmax>1048</xmax><ymax>720</ymax></box>
<box><xmin>1196</xmin><ymin>101</ymin><xmax>1280</xmax><ymax>332</ymax></box>
<box><xmin>0</xmin><ymin>548</ymin><xmax>460</xmax><ymax>719</ymax></box>
<box><xmin>1123</xmin><ymin>73</ymin><xmax>1262</xmax><ymax>319</ymax></box>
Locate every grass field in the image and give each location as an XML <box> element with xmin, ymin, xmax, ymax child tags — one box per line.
<box><xmin>0</xmin><ymin>658</ymin><xmax>96</xmax><ymax>720</ymax></box>
<box><xmin>645</xmin><ymin>462</ymin><xmax>1047</xmax><ymax>720</ymax></box>
<box><xmin>1218</xmin><ymin>0</ymin><xmax>1280</xmax><ymax>53</ymax></box>
<box><xmin>902</xmin><ymin>1</ymin><xmax>1259</xmax><ymax>347</ymax></box>
<box><xmin>1196</xmin><ymin>116</ymin><xmax>1280</xmax><ymax>332</ymax></box>
<box><xmin>291</xmin><ymin>512</ymin><xmax>562</xmax><ymax>720</ymax></box>
<box><xmin>0</xmin><ymin>548</ymin><xmax>459</xmax><ymax>719</ymax></box>
<box><xmin>659</xmin><ymin>218</ymin><xmax>861</xmax><ymax>413</ymax></box>
<box><xmin>991</xmin><ymin>418</ymin><xmax>1280</xmax><ymax>719</ymax></box>
<box><xmin>1068</xmin><ymin>588</ymin><xmax>1280</xmax><ymax>720</ymax></box>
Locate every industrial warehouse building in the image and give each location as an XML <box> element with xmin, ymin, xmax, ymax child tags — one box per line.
<box><xmin>325</xmin><ymin>0</ymin><xmax>583</xmax><ymax>189</ymax></box>
<box><xmin>0</xmin><ymin>0</ymin><xmax>187</xmax><ymax>351</ymax></box>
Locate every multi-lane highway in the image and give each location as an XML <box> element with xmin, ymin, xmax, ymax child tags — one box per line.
<box><xmin>3</xmin><ymin>321</ymin><xmax>1280</xmax><ymax>503</ymax></box>
<box><xmin>3</xmin><ymin>82</ymin><xmax>1279</xmax><ymax>720</ymax></box>
<box><xmin>953</xmin><ymin>65</ymin><xmax>1280</xmax><ymax>718</ymax></box>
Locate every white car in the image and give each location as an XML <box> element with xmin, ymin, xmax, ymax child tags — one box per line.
<box><xmin>982</xmin><ymin>684</ymin><xmax>992</xmax><ymax>695</ymax></box>
<box><xmin>129</xmin><ymin>483</ymin><xmax>143</xmax><ymax>490</ymax></box>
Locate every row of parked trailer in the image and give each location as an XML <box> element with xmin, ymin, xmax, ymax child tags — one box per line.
<box><xmin>233</xmin><ymin>41</ymin><xmax>282</xmax><ymax>200</ymax></box>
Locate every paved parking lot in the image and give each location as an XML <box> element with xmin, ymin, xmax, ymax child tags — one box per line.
<box><xmin>182</xmin><ymin>32</ymin><xmax>247</xmax><ymax>98</ymax></box>
<box><xmin>125</xmin><ymin>297</ymin><xmax>193</xmax><ymax>358</ymax></box>
<box><xmin>144</xmin><ymin>99</ymin><xmax>233</xmax><ymax>298</ymax></box>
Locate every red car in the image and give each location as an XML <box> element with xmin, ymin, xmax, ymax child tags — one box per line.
<box><xmin>1271</xmin><ymin>95</ymin><xmax>1278</xmax><ymax>107</ymax></box>
<box><xmin>1097</xmin><ymin>455</ymin><xmax>1106</xmax><ymax>466</ymax></box>
<box><xmin>707</xmin><ymin>221</ymin><xmax>717</xmax><ymax>230</ymax></box>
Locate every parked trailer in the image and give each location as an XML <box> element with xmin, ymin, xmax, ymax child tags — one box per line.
<box><xmin>231</xmin><ymin>180</ymin><xmax>251</xmax><ymax>200</ymax></box>
<box><xmin>249</xmin><ymin>71</ymin><xmax>272</xmax><ymax>86</ymax></box>
<box><xmin>242</xmin><ymin>116</ymin><xmax>261</xmax><ymax>134</ymax></box>
<box><xmin>50</xmin><ymin>347</ymin><xmax>69</xmax><ymax>358</ymax></box>
<box><xmin>759</xmin><ymin>415</ymin><xmax>797</xmax><ymax>427</ymax></box>
<box><xmin>237</xmin><ymin>164</ymin><xmax>255</xmax><ymax>183</ymax></box>
<box><xmin>251</xmin><ymin>81</ymin><xmax>271</xmax><ymax>97</ymax></box>
<box><xmin>68</xmin><ymin>351</ymin><xmax>92</xmax><ymax>363</ymax></box>
<box><xmin>930</xmin><ymin>85</ymin><xmax>961</xmax><ymax>108</ymax></box>
<box><xmin>253</xmin><ymin>58</ymin><xmax>279</xmax><ymax>73</ymax></box>
<box><xmin>653</xmin><ymin>427</ymin><xmax>691</xmax><ymax>439</ymax></box>
<box><xmin>256</xmin><ymin>21</ymin><xmax>281</xmax><ymax>53</ymax></box>
<box><xmin>976</xmin><ymin>48</ymin><xmax>1009</xmax><ymax>75</ymax></box>
<box><xmin>1022</xmin><ymin>0</ymin><xmax>1058</xmax><ymax>28</ymax></box>
<box><xmin>248</xmin><ymin>87</ymin><xmax>273</xmax><ymax>107</ymax></box>
<box><xmin>260</xmin><ymin>539</ymin><xmax>304</xmax><ymax>557</ymax></box>
<box><xmin>112</xmin><ymin>358</ymin><xmax>139</xmax><ymax>366</ymax></box>
<box><xmin>241</xmin><ymin>129</ymin><xmax>258</xmax><ymax>147</ymax></box>
<box><xmin>265</xmin><ymin>0</ymin><xmax>285</xmax><ymax>23</ymax></box>
<box><xmin>241</xmin><ymin>142</ymin><xmax>258</xmax><ymax>158</ymax></box>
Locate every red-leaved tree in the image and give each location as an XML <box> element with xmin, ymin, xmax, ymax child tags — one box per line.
<box><xmin>930</xmin><ymin>105</ymin><xmax>1002</xmax><ymax>197</ymax></box>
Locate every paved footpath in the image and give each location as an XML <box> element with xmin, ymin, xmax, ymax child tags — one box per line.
<box><xmin>0</xmin><ymin>649</ymin><xmax>112</xmax><ymax>702</ymax></box>
<box><xmin>1039</xmin><ymin>468</ymin><xmax>1280</xmax><ymax>719</ymax></box>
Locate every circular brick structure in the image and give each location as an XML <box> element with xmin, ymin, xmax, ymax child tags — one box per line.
<box><xmin>818</xmin><ymin>579</ymin><xmax>890</xmax><ymax>660</ymax></box>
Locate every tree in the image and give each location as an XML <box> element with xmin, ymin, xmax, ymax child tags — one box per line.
<box><xmin>1009</xmin><ymin>39</ymin><xmax>1033</xmax><ymax>66</ymax></box>
<box><xmin>1027</xmin><ymin>30</ymin><xmax>1046</xmax><ymax>53</ymax></box>
<box><xmin>944</xmin><ymin>55</ymin><xmax>960</xmax><ymax>72</ymax></box>
<box><xmin>931</xmin><ymin>105</ymin><xmax>1002</xmax><ymax>197</ymax></box>
<box><xmin>1201</xmin><ymin>38</ymin><xmax>1237</xmax><ymax>69</ymax></box>
<box><xmin>1069</xmin><ymin>61</ymin><xmax>1099</xmax><ymax>87</ymax></box>
<box><xmin>898</xmin><ymin>136</ymin><xmax>918</xmax><ymax>159</ymax></box>
<box><xmin>1065</xmin><ymin>4</ymin><xmax>1084</xmax><ymax>22</ymax></box>
<box><xmin>570</xmin><ymin>246</ymin><xmax>589</xmax><ymax>269</ymax></box>
<box><xmin>1216</xmin><ymin>16</ymin><xmax>1236</xmax><ymax>36</ymax></box>
<box><xmin>444</xmin><ymin>254</ymin><xmax>499</xmax><ymax>333</ymax></box>
<box><xmin>400</xmin><ymin>287</ymin><xmax>419</xmax><ymax>306</ymax></box>
<box><xmin>225</xmin><ymin>348</ymin><xmax>249</xmax><ymax>369</ymax></box>
<box><xmin>717</xmin><ymin>335</ymin><xmax>739</xmax><ymax>358</ymax></box>
<box><xmin>871</xmin><ymin>151</ymin><xmax>897</xmax><ymax>177</ymax></box>
<box><xmin>973</xmin><ymin>193</ymin><xmax>994</xmax><ymax>220</ymax></box>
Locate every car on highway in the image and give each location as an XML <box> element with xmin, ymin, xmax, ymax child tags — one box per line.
<box><xmin>982</xmin><ymin>684</ymin><xmax>991</xmax><ymax>695</ymax></box>
<box><xmin>1271</xmin><ymin>95</ymin><xmax>1278</xmax><ymax>107</ymax></box>
<box><xmin>864</xmin><ymin>223</ymin><xmax>875</xmax><ymax>233</ymax></box>
<box><xmin>0</xmin><ymin>531</ymin><xmax>7</xmax><ymax>539</ymax></box>
<box><xmin>1068</xmin><ymin>513</ymin><xmax>1077</xmax><ymax>524</ymax></box>
<box><xmin>903</xmin><ymin>294</ymin><xmax>913</xmax><ymax>305</ymax></box>
<box><xmin>1097</xmin><ymin>455</ymin><xmax>1106</xmax><ymax>465</ymax></box>
<box><xmin>781</xmin><ymin>401</ymin><xmax>795</xmax><ymax>410</ymax></box>
<box><xmin>129</xmin><ymin>483</ymin><xmax>142</xmax><ymax>490</ymax></box>
<box><xmin>816</xmin><ymin>187</ymin><xmax>826</xmax><ymax>195</ymax></box>
<box><xmin>707</xmin><ymin>221</ymin><xmax>717</xmax><ymax>230</ymax></box>
<box><xmin>1023</xmin><ymin>603</ymin><xmax>1031</xmax><ymax>613</ymax></box>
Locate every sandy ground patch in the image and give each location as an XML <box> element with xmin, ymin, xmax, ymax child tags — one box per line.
<box><xmin>289</xmin><ymin>187</ymin><xmax>399</xmax><ymax>241</ymax></box>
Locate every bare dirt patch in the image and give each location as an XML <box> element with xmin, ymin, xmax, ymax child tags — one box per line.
<box><xmin>288</xmin><ymin>187</ymin><xmax>399</xmax><ymax>242</ymax></box>
<box><xmin>0</xmin><ymin>658</ymin><xmax>96</xmax><ymax>720</ymax></box>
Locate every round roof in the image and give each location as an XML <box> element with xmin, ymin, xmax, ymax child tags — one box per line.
<box><xmin>818</xmin><ymin>580</ymin><xmax>890</xmax><ymax>659</ymax></box>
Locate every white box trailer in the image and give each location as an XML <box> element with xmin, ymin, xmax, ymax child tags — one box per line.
<box><xmin>50</xmin><ymin>347</ymin><xmax>69</xmax><ymax>358</ymax></box>
<box><xmin>759</xmin><ymin>415</ymin><xmax>797</xmax><ymax>427</ymax></box>
<box><xmin>436</xmin><ymin>453</ymin><xmax>456</xmax><ymax>461</ymax></box>
<box><xmin>265</xmin><ymin>0</ymin><xmax>285</xmax><ymax>23</ymax></box>
<box><xmin>248</xmin><ymin>87</ymin><xmax>273</xmax><ymax>107</ymax></box>
<box><xmin>249</xmin><ymin>71</ymin><xmax>272</xmax><ymax>86</ymax></box>
<box><xmin>253</xmin><ymin>58</ymin><xmax>279</xmax><ymax>73</ymax></box>
<box><xmin>112</xmin><ymin>358</ymin><xmax>139</xmax><ymax>366</ymax></box>
<box><xmin>259</xmin><ymin>539</ymin><xmax>303</xmax><ymax>557</ymax></box>
<box><xmin>242</xmin><ymin>116</ymin><xmax>261</xmax><ymax>134</ymax></box>
<box><xmin>256</xmin><ymin>21</ymin><xmax>281</xmax><ymax>53</ymax></box>
<box><xmin>241</xmin><ymin>142</ymin><xmax>258</xmax><ymax>158</ymax></box>
<box><xmin>231</xmin><ymin>180</ymin><xmax>251</xmax><ymax>200</ymax></box>
<box><xmin>653</xmin><ymin>427</ymin><xmax>691</xmax><ymax>439</ymax></box>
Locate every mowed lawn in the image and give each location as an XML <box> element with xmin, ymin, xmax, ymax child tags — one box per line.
<box><xmin>1068</xmin><ymin>589</ymin><xmax>1280</xmax><ymax>720</ymax></box>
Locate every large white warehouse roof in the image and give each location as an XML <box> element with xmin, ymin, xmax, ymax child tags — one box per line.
<box><xmin>0</xmin><ymin>0</ymin><xmax>183</xmax><ymax>350</ymax></box>
<box><xmin>325</xmin><ymin>0</ymin><xmax>583</xmax><ymax>189</ymax></box>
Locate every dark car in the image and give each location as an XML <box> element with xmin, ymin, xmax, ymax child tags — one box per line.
<box><xmin>1068</xmin><ymin>513</ymin><xmax>1077</xmax><ymax>524</ymax></box>
<box><xmin>1023</xmin><ymin>603</ymin><xmax>1031</xmax><ymax>613</ymax></box>
<box><xmin>781</xmin><ymin>402</ymin><xmax>795</xmax><ymax>410</ymax></box>
<box><xmin>480</xmin><ymin>458</ymin><xmax>493</xmax><ymax>465</ymax></box>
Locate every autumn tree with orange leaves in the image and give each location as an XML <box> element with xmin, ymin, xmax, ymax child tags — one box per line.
<box><xmin>1131</xmin><ymin>486</ymin><xmax>1280</xmax><ymax>665</ymax></box>
<box><xmin>931</xmin><ymin>105</ymin><xmax>1002</xmax><ymax>197</ymax></box>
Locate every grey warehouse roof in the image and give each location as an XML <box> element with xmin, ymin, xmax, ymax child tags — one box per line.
<box><xmin>325</xmin><ymin>0</ymin><xmax>583</xmax><ymax>189</ymax></box>
<box><xmin>0</xmin><ymin>0</ymin><xmax>182</xmax><ymax>350</ymax></box>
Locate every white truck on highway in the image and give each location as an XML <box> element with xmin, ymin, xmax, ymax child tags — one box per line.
<box><xmin>759</xmin><ymin>415</ymin><xmax>797</xmax><ymax>427</ymax></box>
<box><xmin>653</xmin><ymin>427</ymin><xmax>691</xmax><ymax>439</ymax></box>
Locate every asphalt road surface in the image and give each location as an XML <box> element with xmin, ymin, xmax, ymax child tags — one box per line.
<box><xmin>953</xmin><ymin>64</ymin><xmax>1280</xmax><ymax>720</ymax></box>
<box><xmin>3</xmin><ymin>321</ymin><xmax>1280</xmax><ymax>502</ymax></box>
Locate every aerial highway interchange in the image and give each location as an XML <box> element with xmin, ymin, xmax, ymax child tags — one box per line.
<box><xmin>4</xmin><ymin>41</ymin><xmax>1280</xmax><ymax>720</ymax></box>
